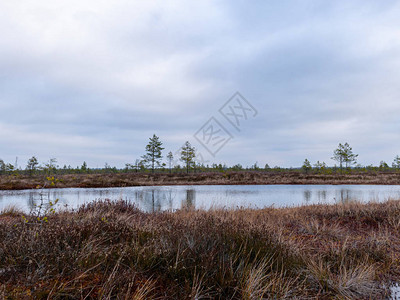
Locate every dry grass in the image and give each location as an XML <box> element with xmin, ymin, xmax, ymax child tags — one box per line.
<box><xmin>1</xmin><ymin>199</ymin><xmax>400</xmax><ymax>298</ymax></box>
<box><xmin>0</xmin><ymin>205</ymin><xmax>23</xmax><ymax>217</ymax></box>
<box><xmin>2</xmin><ymin>171</ymin><xmax>400</xmax><ymax>190</ymax></box>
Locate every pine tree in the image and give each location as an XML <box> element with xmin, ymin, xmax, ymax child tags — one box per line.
<box><xmin>379</xmin><ymin>161</ymin><xmax>389</xmax><ymax>171</ymax></box>
<box><xmin>393</xmin><ymin>155</ymin><xmax>400</xmax><ymax>169</ymax></box>
<box><xmin>302</xmin><ymin>159</ymin><xmax>312</xmax><ymax>174</ymax></box>
<box><xmin>180</xmin><ymin>141</ymin><xmax>196</xmax><ymax>174</ymax></box>
<box><xmin>26</xmin><ymin>156</ymin><xmax>39</xmax><ymax>176</ymax></box>
<box><xmin>142</xmin><ymin>134</ymin><xmax>164</xmax><ymax>173</ymax></box>
<box><xmin>313</xmin><ymin>161</ymin><xmax>327</xmax><ymax>174</ymax></box>
<box><xmin>0</xmin><ymin>159</ymin><xmax>5</xmax><ymax>175</ymax></box>
<box><xmin>81</xmin><ymin>161</ymin><xmax>88</xmax><ymax>173</ymax></box>
<box><xmin>332</xmin><ymin>143</ymin><xmax>358</xmax><ymax>173</ymax></box>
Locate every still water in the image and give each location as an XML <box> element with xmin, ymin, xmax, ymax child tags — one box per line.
<box><xmin>1</xmin><ymin>185</ymin><xmax>400</xmax><ymax>213</ymax></box>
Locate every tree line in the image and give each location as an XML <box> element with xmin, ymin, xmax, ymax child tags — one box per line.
<box><xmin>1</xmin><ymin>138</ymin><xmax>400</xmax><ymax>176</ymax></box>
<box><xmin>302</xmin><ymin>142</ymin><xmax>400</xmax><ymax>174</ymax></box>
<box><xmin>137</xmin><ymin>135</ymin><xmax>196</xmax><ymax>174</ymax></box>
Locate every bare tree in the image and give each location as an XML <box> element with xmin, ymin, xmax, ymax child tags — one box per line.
<box><xmin>167</xmin><ymin>151</ymin><xmax>174</xmax><ymax>174</ymax></box>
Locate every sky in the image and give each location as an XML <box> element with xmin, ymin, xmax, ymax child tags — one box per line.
<box><xmin>1</xmin><ymin>0</ymin><xmax>400</xmax><ymax>169</ymax></box>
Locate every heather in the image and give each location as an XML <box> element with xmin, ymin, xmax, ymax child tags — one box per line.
<box><xmin>1</xmin><ymin>199</ymin><xmax>399</xmax><ymax>299</ymax></box>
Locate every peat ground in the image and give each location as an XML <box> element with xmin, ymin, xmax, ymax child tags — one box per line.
<box><xmin>1</xmin><ymin>171</ymin><xmax>400</xmax><ymax>190</ymax></box>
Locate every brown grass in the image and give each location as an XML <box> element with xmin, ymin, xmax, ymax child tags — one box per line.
<box><xmin>2</xmin><ymin>171</ymin><xmax>400</xmax><ymax>190</ymax></box>
<box><xmin>1</xmin><ymin>200</ymin><xmax>400</xmax><ymax>298</ymax></box>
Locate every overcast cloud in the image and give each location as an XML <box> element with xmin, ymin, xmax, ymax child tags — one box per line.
<box><xmin>1</xmin><ymin>0</ymin><xmax>400</xmax><ymax>168</ymax></box>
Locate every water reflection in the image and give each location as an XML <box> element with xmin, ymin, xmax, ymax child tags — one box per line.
<box><xmin>339</xmin><ymin>189</ymin><xmax>351</xmax><ymax>203</ymax></box>
<box><xmin>134</xmin><ymin>188</ymin><xmax>196</xmax><ymax>212</ymax></box>
<box><xmin>303</xmin><ymin>190</ymin><xmax>312</xmax><ymax>203</ymax></box>
<box><xmin>1</xmin><ymin>185</ymin><xmax>400</xmax><ymax>213</ymax></box>
<box><xmin>182</xmin><ymin>189</ymin><xmax>196</xmax><ymax>210</ymax></box>
<box><xmin>316</xmin><ymin>190</ymin><xmax>327</xmax><ymax>202</ymax></box>
<box><xmin>333</xmin><ymin>189</ymin><xmax>365</xmax><ymax>204</ymax></box>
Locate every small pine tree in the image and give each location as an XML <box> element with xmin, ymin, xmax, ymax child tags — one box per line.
<box><xmin>302</xmin><ymin>159</ymin><xmax>312</xmax><ymax>174</ymax></box>
<box><xmin>313</xmin><ymin>161</ymin><xmax>326</xmax><ymax>174</ymax></box>
<box><xmin>26</xmin><ymin>156</ymin><xmax>39</xmax><ymax>176</ymax></box>
<box><xmin>180</xmin><ymin>141</ymin><xmax>196</xmax><ymax>174</ymax></box>
<box><xmin>5</xmin><ymin>163</ymin><xmax>14</xmax><ymax>173</ymax></box>
<box><xmin>379</xmin><ymin>161</ymin><xmax>390</xmax><ymax>171</ymax></box>
<box><xmin>81</xmin><ymin>161</ymin><xmax>88</xmax><ymax>173</ymax></box>
<box><xmin>43</xmin><ymin>158</ymin><xmax>58</xmax><ymax>175</ymax></box>
<box><xmin>142</xmin><ymin>134</ymin><xmax>164</xmax><ymax>173</ymax></box>
<box><xmin>0</xmin><ymin>159</ymin><xmax>5</xmax><ymax>175</ymax></box>
<box><xmin>332</xmin><ymin>143</ymin><xmax>358</xmax><ymax>173</ymax></box>
<box><xmin>393</xmin><ymin>155</ymin><xmax>400</xmax><ymax>170</ymax></box>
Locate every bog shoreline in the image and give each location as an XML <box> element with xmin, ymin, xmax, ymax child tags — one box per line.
<box><xmin>1</xmin><ymin>171</ymin><xmax>400</xmax><ymax>190</ymax></box>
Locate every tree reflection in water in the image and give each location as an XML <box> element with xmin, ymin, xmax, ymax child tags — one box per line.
<box><xmin>134</xmin><ymin>188</ymin><xmax>195</xmax><ymax>212</ymax></box>
<box><xmin>135</xmin><ymin>189</ymin><xmax>161</xmax><ymax>212</ymax></box>
<box><xmin>27</xmin><ymin>189</ymin><xmax>53</xmax><ymax>212</ymax></box>
<box><xmin>182</xmin><ymin>189</ymin><xmax>195</xmax><ymax>210</ymax></box>
<box><xmin>303</xmin><ymin>190</ymin><xmax>311</xmax><ymax>203</ymax></box>
<box><xmin>2</xmin><ymin>185</ymin><xmax>399</xmax><ymax>214</ymax></box>
<box><xmin>302</xmin><ymin>189</ymin><xmax>362</xmax><ymax>204</ymax></box>
<box><xmin>317</xmin><ymin>190</ymin><xmax>327</xmax><ymax>202</ymax></box>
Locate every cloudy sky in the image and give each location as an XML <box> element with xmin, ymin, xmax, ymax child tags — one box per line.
<box><xmin>1</xmin><ymin>0</ymin><xmax>400</xmax><ymax>168</ymax></box>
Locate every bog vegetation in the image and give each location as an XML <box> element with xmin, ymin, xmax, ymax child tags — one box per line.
<box><xmin>1</xmin><ymin>200</ymin><xmax>399</xmax><ymax>298</ymax></box>
<box><xmin>1</xmin><ymin>137</ymin><xmax>400</xmax><ymax>298</ymax></box>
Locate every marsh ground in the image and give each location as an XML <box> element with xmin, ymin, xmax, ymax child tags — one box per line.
<box><xmin>1</xmin><ymin>171</ymin><xmax>400</xmax><ymax>190</ymax></box>
<box><xmin>1</xmin><ymin>200</ymin><xmax>399</xmax><ymax>299</ymax></box>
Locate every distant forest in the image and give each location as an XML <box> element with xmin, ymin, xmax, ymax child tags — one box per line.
<box><xmin>1</xmin><ymin>136</ymin><xmax>400</xmax><ymax>176</ymax></box>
